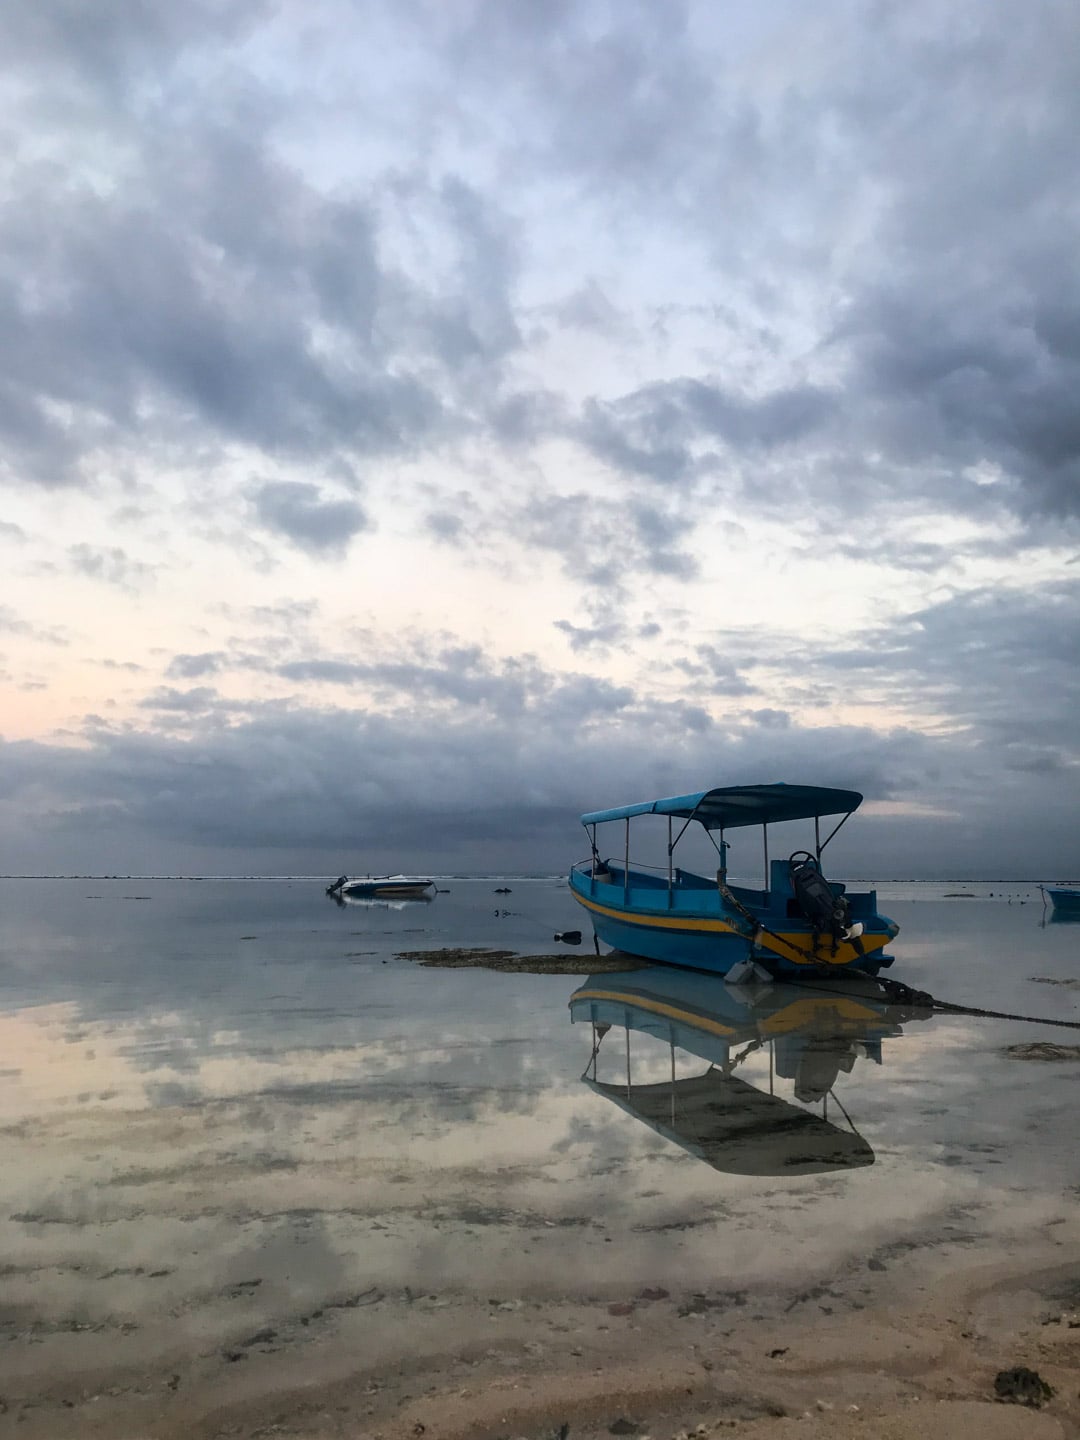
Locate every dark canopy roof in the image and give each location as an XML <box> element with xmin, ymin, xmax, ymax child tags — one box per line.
<box><xmin>580</xmin><ymin>782</ymin><xmax>863</xmax><ymax>831</ymax></box>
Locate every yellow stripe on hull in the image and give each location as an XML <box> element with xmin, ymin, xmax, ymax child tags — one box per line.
<box><xmin>574</xmin><ymin>893</ymin><xmax>739</xmax><ymax>935</ymax></box>
<box><xmin>757</xmin><ymin>996</ymin><xmax>885</xmax><ymax>1032</ymax></box>
<box><xmin>572</xmin><ymin>892</ymin><xmax>889</xmax><ymax>968</ymax></box>
<box><xmin>572</xmin><ymin>988</ymin><xmax>883</xmax><ymax>1038</ymax></box>
<box><xmin>572</xmin><ymin>988</ymin><xmax>739</xmax><ymax>1037</ymax></box>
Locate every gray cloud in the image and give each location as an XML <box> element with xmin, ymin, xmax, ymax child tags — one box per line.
<box><xmin>747</xmin><ymin>709</ymin><xmax>791</xmax><ymax>729</ymax></box>
<box><xmin>541</xmin><ymin>280</ymin><xmax>630</xmax><ymax>339</ymax></box>
<box><xmin>553</xmin><ymin>619</ymin><xmax>628</xmax><ymax>653</ymax></box>
<box><xmin>0</xmin><ymin>1</ymin><xmax>268</xmax><ymax>93</ymax></box>
<box><xmin>673</xmin><ymin>645</ymin><xmax>757</xmax><ymax>697</ymax></box>
<box><xmin>214</xmin><ymin>599</ymin><xmax>320</xmax><ymax>634</ymax></box>
<box><xmin>138</xmin><ymin>686</ymin><xmax>221</xmax><ymax>715</ymax></box>
<box><xmin>3</xmin><ymin>0</ymin><xmax>1076</xmax><ymax>550</ymax></box>
<box><xmin>2</xmin><ymin>0</ymin><xmax>1079</xmax><ymax>883</ymax></box>
<box><xmin>250</xmin><ymin>482</ymin><xmax>369</xmax><ymax>557</ymax></box>
<box><xmin>0</xmin><ymin>701</ymin><xmax>866</xmax><ymax>857</ymax></box>
<box><xmin>0</xmin><ymin>608</ymin><xmax>35</xmax><ymax>638</ymax></box>
<box><xmin>817</xmin><ymin>580</ymin><xmax>1080</xmax><ymax>765</ymax></box>
<box><xmin>462</xmin><ymin>0</ymin><xmax>1080</xmax><ymax>537</ymax></box>
<box><xmin>0</xmin><ymin>606</ymin><xmax>68</xmax><ymax>646</ymax></box>
<box><xmin>580</xmin><ymin>378</ymin><xmax>836</xmax><ymax>487</ymax></box>
<box><xmin>836</xmin><ymin>279</ymin><xmax>1080</xmax><ymax>522</ymax></box>
<box><xmin>167</xmin><ymin>653</ymin><xmax>226</xmax><ymax>680</ymax></box>
<box><xmin>0</xmin><ymin>104</ymin><xmax>524</xmax><ymax>498</ymax></box>
<box><xmin>442</xmin><ymin>0</ymin><xmax>719</xmax><ymax>199</ymax></box>
<box><xmin>1</xmin><ymin>678</ymin><xmax>1072</xmax><ymax>879</ymax></box>
<box><xmin>68</xmin><ymin>544</ymin><xmax>153</xmax><ymax>590</ymax></box>
<box><xmin>519</xmin><ymin>492</ymin><xmax>698</xmax><ymax>595</ymax></box>
<box><xmin>274</xmin><ymin>648</ymin><xmax>637</xmax><ymax>723</ymax></box>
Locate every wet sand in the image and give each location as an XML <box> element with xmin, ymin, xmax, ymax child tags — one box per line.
<box><xmin>3</xmin><ymin>1202</ymin><xmax>1079</xmax><ymax>1439</ymax></box>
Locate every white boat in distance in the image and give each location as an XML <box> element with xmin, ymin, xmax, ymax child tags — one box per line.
<box><xmin>326</xmin><ymin>874</ymin><xmax>435</xmax><ymax>899</ymax></box>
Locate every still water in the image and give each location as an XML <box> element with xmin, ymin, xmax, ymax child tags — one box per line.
<box><xmin>0</xmin><ymin>878</ymin><xmax>1077</xmax><ymax>1415</ymax></box>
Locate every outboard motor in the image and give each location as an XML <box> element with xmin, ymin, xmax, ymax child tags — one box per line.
<box><xmin>788</xmin><ymin>851</ymin><xmax>858</xmax><ymax>945</ymax></box>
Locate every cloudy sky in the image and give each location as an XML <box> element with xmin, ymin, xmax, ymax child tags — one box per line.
<box><xmin>1</xmin><ymin>0</ymin><xmax>1078</xmax><ymax>878</ymax></box>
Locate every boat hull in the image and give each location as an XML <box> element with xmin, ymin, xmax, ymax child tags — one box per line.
<box><xmin>1044</xmin><ymin>886</ymin><xmax>1080</xmax><ymax>915</ymax></box>
<box><xmin>569</xmin><ymin>870</ymin><xmax>896</xmax><ymax>976</ymax></box>
<box><xmin>342</xmin><ymin>878</ymin><xmax>434</xmax><ymax>898</ymax></box>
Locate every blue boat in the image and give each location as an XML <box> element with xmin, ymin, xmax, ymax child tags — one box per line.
<box><xmin>568</xmin><ymin>782</ymin><xmax>899</xmax><ymax>976</ymax></box>
<box><xmin>1041</xmin><ymin>885</ymin><xmax>1080</xmax><ymax>917</ymax></box>
<box><xmin>569</xmin><ymin>966</ymin><xmax>932</xmax><ymax>1174</ymax></box>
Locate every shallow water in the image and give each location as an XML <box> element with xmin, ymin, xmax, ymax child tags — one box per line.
<box><xmin>0</xmin><ymin>877</ymin><xmax>1077</xmax><ymax>1422</ymax></box>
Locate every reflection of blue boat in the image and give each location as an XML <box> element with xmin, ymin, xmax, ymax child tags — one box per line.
<box><xmin>568</xmin><ymin>784</ymin><xmax>898</xmax><ymax>976</ymax></box>
<box><xmin>569</xmin><ymin>967</ymin><xmax>931</xmax><ymax>1175</ymax></box>
<box><xmin>1041</xmin><ymin>885</ymin><xmax>1080</xmax><ymax>917</ymax></box>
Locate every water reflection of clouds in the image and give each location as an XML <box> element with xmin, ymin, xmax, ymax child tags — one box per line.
<box><xmin>3</xmin><ymin>1016</ymin><xmax>555</xmax><ymax>1131</ymax></box>
<box><xmin>2</xmin><ymin>882</ymin><xmax>1079</xmax><ymax>1318</ymax></box>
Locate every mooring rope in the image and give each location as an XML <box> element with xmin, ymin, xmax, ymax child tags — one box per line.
<box><xmin>785</xmin><ymin>972</ymin><xmax>1080</xmax><ymax>1033</ymax></box>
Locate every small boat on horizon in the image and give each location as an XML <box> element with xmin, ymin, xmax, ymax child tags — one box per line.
<box><xmin>568</xmin><ymin>782</ymin><xmax>899</xmax><ymax>977</ymax></box>
<box><xmin>326</xmin><ymin>874</ymin><xmax>436</xmax><ymax>899</ymax></box>
<box><xmin>1040</xmin><ymin>884</ymin><xmax>1080</xmax><ymax>917</ymax></box>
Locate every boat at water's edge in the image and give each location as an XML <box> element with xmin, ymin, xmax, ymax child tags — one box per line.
<box><xmin>568</xmin><ymin>782</ymin><xmax>898</xmax><ymax>977</ymax></box>
<box><xmin>1041</xmin><ymin>884</ymin><xmax>1080</xmax><ymax>916</ymax></box>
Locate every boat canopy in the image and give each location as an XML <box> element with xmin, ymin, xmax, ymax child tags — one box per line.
<box><xmin>580</xmin><ymin>782</ymin><xmax>863</xmax><ymax>832</ymax></box>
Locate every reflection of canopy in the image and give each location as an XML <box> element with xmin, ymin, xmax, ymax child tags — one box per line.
<box><xmin>586</xmin><ymin>1069</ymin><xmax>874</xmax><ymax>1176</ymax></box>
<box><xmin>579</xmin><ymin>782</ymin><xmax>863</xmax><ymax>831</ymax></box>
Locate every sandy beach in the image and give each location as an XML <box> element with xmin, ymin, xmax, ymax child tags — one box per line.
<box><xmin>3</xmin><ymin>1209</ymin><xmax>1079</xmax><ymax>1439</ymax></box>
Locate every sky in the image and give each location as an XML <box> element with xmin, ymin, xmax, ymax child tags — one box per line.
<box><xmin>1</xmin><ymin>0</ymin><xmax>1078</xmax><ymax>879</ymax></box>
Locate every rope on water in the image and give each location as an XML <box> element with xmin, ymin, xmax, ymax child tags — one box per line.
<box><xmin>787</xmin><ymin>972</ymin><xmax>1080</xmax><ymax>1033</ymax></box>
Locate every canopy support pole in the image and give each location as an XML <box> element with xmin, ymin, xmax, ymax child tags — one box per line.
<box><xmin>624</xmin><ymin>818</ymin><xmax>630</xmax><ymax>904</ymax></box>
<box><xmin>819</xmin><ymin>810</ymin><xmax>853</xmax><ymax>854</ymax></box>
<box><xmin>667</xmin><ymin>815</ymin><xmax>673</xmax><ymax>907</ymax></box>
<box><xmin>762</xmin><ymin>824</ymin><xmax>769</xmax><ymax>895</ymax></box>
<box><xmin>815</xmin><ymin>815</ymin><xmax>821</xmax><ymax>861</ymax></box>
